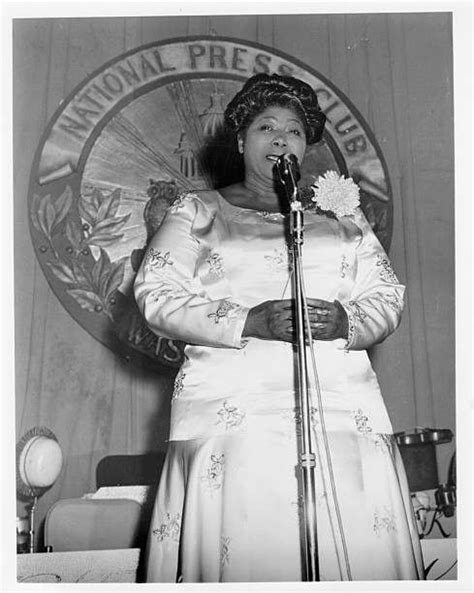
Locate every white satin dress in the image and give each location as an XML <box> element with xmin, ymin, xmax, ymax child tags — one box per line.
<box><xmin>134</xmin><ymin>189</ymin><xmax>424</xmax><ymax>582</ymax></box>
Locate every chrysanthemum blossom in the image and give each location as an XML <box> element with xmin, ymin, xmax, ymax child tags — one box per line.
<box><xmin>311</xmin><ymin>170</ymin><xmax>360</xmax><ymax>218</ymax></box>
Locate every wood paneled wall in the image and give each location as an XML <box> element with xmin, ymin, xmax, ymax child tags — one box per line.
<box><xmin>13</xmin><ymin>13</ymin><xmax>455</xmax><ymax>541</ymax></box>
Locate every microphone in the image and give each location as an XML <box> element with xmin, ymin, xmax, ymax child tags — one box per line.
<box><xmin>276</xmin><ymin>154</ymin><xmax>301</xmax><ymax>199</ymax></box>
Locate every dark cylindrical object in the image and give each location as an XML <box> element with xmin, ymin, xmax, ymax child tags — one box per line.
<box><xmin>435</xmin><ymin>484</ymin><xmax>456</xmax><ymax>517</ymax></box>
<box><xmin>397</xmin><ymin>442</ymin><xmax>439</xmax><ymax>492</ymax></box>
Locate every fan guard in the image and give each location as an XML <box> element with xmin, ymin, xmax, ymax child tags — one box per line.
<box><xmin>16</xmin><ymin>426</ymin><xmax>63</xmax><ymax>500</ymax></box>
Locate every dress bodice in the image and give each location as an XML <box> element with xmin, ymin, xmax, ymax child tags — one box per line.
<box><xmin>134</xmin><ymin>189</ymin><xmax>405</xmax><ymax>440</ymax></box>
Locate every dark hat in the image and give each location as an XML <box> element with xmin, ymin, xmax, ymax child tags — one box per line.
<box><xmin>224</xmin><ymin>73</ymin><xmax>326</xmax><ymax>144</ymax></box>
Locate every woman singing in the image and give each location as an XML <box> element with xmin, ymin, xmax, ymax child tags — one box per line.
<box><xmin>134</xmin><ymin>73</ymin><xmax>424</xmax><ymax>582</ymax></box>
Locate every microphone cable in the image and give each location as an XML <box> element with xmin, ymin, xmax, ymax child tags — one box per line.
<box><xmin>293</xmin><ymin>226</ymin><xmax>353</xmax><ymax>581</ymax></box>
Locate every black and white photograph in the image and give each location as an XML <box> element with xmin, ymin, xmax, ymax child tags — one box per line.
<box><xmin>2</xmin><ymin>1</ymin><xmax>472</xmax><ymax>590</ymax></box>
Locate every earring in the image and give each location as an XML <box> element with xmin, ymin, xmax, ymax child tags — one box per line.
<box><xmin>238</xmin><ymin>139</ymin><xmax>244</xmax><ymax>154</ymax></box>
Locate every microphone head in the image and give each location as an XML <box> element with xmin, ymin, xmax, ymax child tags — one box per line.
<box><xmin>282</xmin><ymin>153</ymin><xmax>298</xmax><ymax>166</ymax></box>
<box><xmin>276</xmin><ymin>153</ymin><xmax>301</xmax><ymax>183</ymax></box>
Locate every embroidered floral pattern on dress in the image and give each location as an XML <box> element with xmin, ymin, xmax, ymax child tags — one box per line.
<box><xmin>317</xmin><ymin>489</ymin><xmax>329</xmax><ymax>508</ymax></box>
<box><xmin>201</xmin><ymin>454</ymin><xmax>225</xmax><ymax>491</ymax></box>
<box><xmin>168</xmin><ymin>192</ymin><xmax>197</xmax><ymax>213</ymax></box>
<box><xmin>287</xmin><ymin>407</ymin><xmax>319</xmax><ymax>436</ymax></box>
<box><xmin>347</xmin><ymin>300</ymin><xmax>367</xmax><ymax>323</ymax></box>
<box><xmin>373</xmin><ymin>508</ymin><xmax>397</xmax><ymax>536</ymax></box>
<box><xmin>216</xmin><ymin>401</ymin><xmax>245</xmax><ymax>430</ymax></box>
<box><xmin>254</xmin><ymin>210</ymin><xmax>285</xmax><ymax>221</ymax></box>
<box><xmin>310</xmin><ymin>407</ymin><xmax>320</xmax><ymax>429</ymax></box>
<box><xmin>380</xmin><ymin>291</ymin><xmax>404</xmax><ymax>314</ymax></box>
<box><xmin>345</xmin><ymin>307</ymin><xmax>356</xmax><ymax>349</ymax></box>
<box><xmin>172</xmin><ymin>369</ymin><xmax>185</xmax><ymax>400</ymax></box>
<box><xmin>206</xmin><ymin>251</ymin><xmax>225</xmax><ymax>277</ymax></box>
<box><xmin>208</xmin><ymin>301</ymin><xmax>241</xmax><ymax>324</ymax></box>
<box><xmin>150</xmin><ymin>281</ymin><xmax>187</xmax><ymax>303</ymax></box>
<box><xmin>376</xmin><ymin>254</ymin><xmax>398</xmax><ymax>284</ymax></box>
<box><xmin>264</xmin><ymin>248</ymin><xmax>291</xmax><ymax>272</ymax></box>
<box><xmin>340</xmin><ymin>254</ymin><xmax>350</xmax><ymax>278</ymax></box>
<box><xmin>152</xmin><ymin>512</ymin><xmax>181</xmax><ymax>542</ymax></box>
<box><xmin>220</xmin><ymin>536</ymin><xmax>231</xmax><ymax>566</ymax></box>
<box><xmin>292</xmin><ymin>489</ymin><xmax>327</xmax><ymax>515</ymax></box>
<box><xmin>373</xmin><ymin>433</ymin><xmax>396</xmax><ymax>455</ymax></box>
<box><xmin>150</xmin><ymin>286</ymin><xmax>174</xmax><ymax>303</ymax></box>
<box><xmin>144</xmin><ymin>247</ymin><xmax>173</xmax><ymax>270</ymax></box>
<box><xmin>343</xmin><ymin>301</ymin><xmax>366</xmax><ymax>349</ymax></box>
<box><xmin>291</xmin><ymin>494</ymin><xmax>304</xmax><ymax>516</ymax></box>
<box><xmin>352</xmin><ymin>409</ymin><xmax>373</xmax><ymax>434</ymax></box>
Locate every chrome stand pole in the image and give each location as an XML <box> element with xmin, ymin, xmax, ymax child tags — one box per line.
<box><xmin>290</xmin><ymin>196</ymin><xmax>319</xmax><ymax>582</ymax></box>
<box><xmin>275</xmin><ymin>155</ymin><xmax>319</xmax><ymax>580</ymax></box>
<box><xmin>28</xmin><ymin>495</ymin><xmax>37</xmax><ymax>553</ymax></box>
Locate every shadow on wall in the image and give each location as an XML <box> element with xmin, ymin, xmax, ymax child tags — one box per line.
<box><xmin>198</xmin><ymin>124</ymin><xmax>245</xmax><ymax>189</ymax></box>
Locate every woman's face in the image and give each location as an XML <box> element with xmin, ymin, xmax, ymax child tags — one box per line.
<box><xmin>239</xmin><ymin>105</ymin><xmax>307</xmax><ymax>186</ymax></box>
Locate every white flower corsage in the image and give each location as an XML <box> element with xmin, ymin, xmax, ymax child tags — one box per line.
<box><xmin>311</xmin><ymin>170</ymin><xmax>360</xmax><ymax>218</ymax></box>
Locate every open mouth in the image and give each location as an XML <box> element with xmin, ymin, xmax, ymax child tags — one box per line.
<box><xmin>266</xmin><ymin>155</ymin><xmax>281</xmax><ymax>162</ymax></box>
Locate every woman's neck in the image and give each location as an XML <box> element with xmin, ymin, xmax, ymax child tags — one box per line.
<box><xmin>221</xmin><ymin>178</ymin><xmax>282</xmax><ymax>213</ymax></box>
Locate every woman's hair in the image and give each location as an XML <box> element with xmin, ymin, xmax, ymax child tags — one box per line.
<box><xmin>224</xmin><ymin>73</ymin><xmax>326</xmax><ymax>144</ymax></box>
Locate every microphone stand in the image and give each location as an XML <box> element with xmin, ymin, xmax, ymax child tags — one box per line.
<box><xmin>277</xmin><ymin>157</ymin><xmax>320</xmax><ymax>581</ymax></box>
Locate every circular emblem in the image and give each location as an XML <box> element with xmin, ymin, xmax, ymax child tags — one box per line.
<box><xmin>28</xmin><ymin>36</ymin><xmax>392</xmax><ymax>372</ymax></box>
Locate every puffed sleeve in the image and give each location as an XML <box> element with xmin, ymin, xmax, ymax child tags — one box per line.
<box><xmin>134</xmin><ymin>192</ymin><xmax>249</xmax><ymax>349</ymax></box>
<box><xmin>339</xmin><ymin>208</ymin><xmax>405</xmax><ymax>351</ymax></box>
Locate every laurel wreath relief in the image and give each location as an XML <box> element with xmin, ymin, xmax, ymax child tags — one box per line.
<box><xmin>31</xmin><ymin>186</ymin><xmax>130</xmax><ymax>320</ymax></box>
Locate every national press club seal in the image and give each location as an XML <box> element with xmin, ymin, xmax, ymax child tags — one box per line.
<box><xmin>28</xmin><ymin>36</ymin><xmax>393</xmax><ymax>372</ymax></box>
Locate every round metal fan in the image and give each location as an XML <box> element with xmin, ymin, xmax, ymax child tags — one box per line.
<box><xmin>16</xmin><ymin>427</ymin><xmax>63</xmax><ymax>552</ymax></box>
